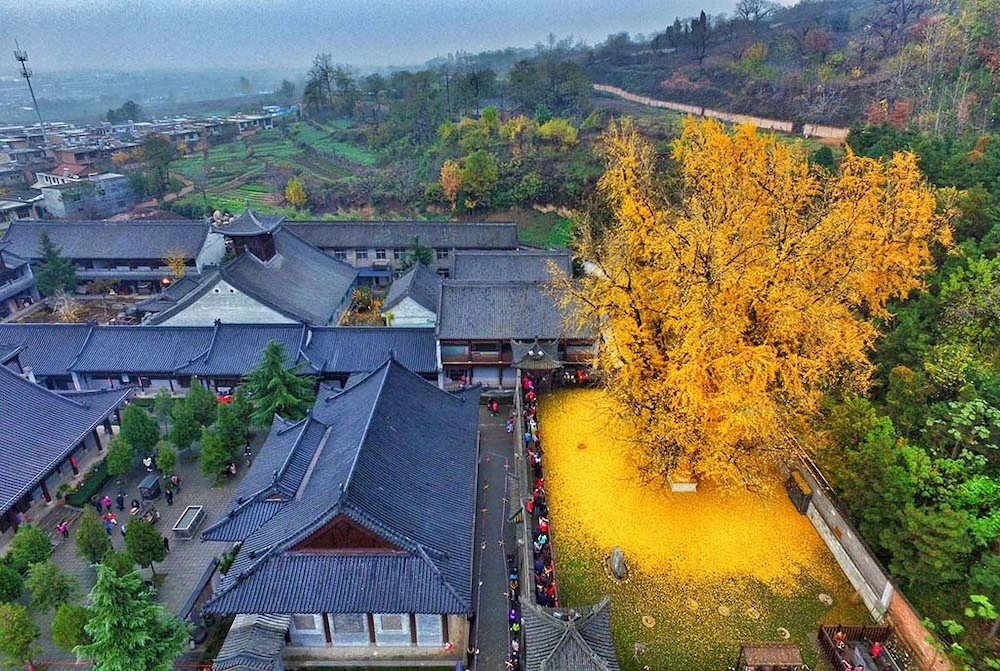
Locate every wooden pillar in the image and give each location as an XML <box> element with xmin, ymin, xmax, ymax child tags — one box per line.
<box><xmin>69</xmin><ymin>453</ymin><xmax>79</xmax><ymax>476</ymax></box>
<box><xmin>442</xmin><ymin>614</ymin><xmax>449</xmax><ymax>643</ymax></box>
<box><xmin>367</xmin><ymin>613</ymin><xmax>376</xmax><ymax>645</ymax></box>
<box><xmin>92</xmin><ymin>428</ymin><xmax>101</xmax><ymax>449</ymax></box>
<box><xmin>322</xmin><ymin>614</ymin><xmax>332</xmax><ymax>645</ymax></box>
<box><xmin>40</xmin><ymin>481</ymin><xmax>51</xmax><ymax>503</ymax></box>
<box><xmin>409</xmin><ymin>613</ymin><xmax>417</xmax><ymax>645</ymax></box>
<box><xmin>103</xmin><ymin>416</ymin><xmax>113</xmax><ymax>434</ymax></box>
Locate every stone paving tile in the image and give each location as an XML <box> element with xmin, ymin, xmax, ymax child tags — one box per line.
<box><xmin>471</xmin><ymin>405</ymin><xmax>517</xmax><ymax>671</ymax></box>
<box><xmin>36</xmin><ymin>431</ymin><xmax>263</xmax><ymax>667</ymax></box>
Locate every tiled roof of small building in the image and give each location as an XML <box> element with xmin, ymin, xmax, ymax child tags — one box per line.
<box><xmin>212</xmin><ymin>613</ymin><xmax>289</xmax><ymax>671</ymax></box>
<box><xmin>215</xmin><ymin>208</ymin><xmax>286</xmax><ymax>237</ymax></box>
<box><xmin>0</xmin><ymin>366</ymin><xmax>131</xmax><ymax>514</ymax></box>
<box><xmin>0</xmin><ymin>220</ymin><xmax>211</xmax><ymax>260</ymax></box>
<box><xmin>382</xmin><ymin>262</ymin><xmax>441</xmax><ymax>313</ymax></box>
<box><xmin>452</xmin><ymin>250</ymin><xmax>572</xmax><ymax>282</ymax></box>
<box><xmin>301</xmin><ymin>327</ymin><xmax>438</xmax><ymax>375</ymax></box>
<box><xmin>0</xmin><ymin>323</ymin><xmax>94</xmax><ymax>377</ymax></box>
<box><xmin>285</xmin><ymin>220</ymin><xmax>518</xmax><ymax>250</ymax></box>
<box><xmin>437</xmin><ymin>281</ymin><xmax>587</xmax><ymax>341</ymax></box>
<box><xmin>202</xmin><ymin>359</ymin><xmax>480</xmax><ymax>616</ymax></box>
<box><xmin>523</xmin><ymin>597</ymin><xmax>620</xmax><ymax>671</ymax></box>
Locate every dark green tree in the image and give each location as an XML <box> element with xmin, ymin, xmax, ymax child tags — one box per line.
<box><xmin>8</xmin><ymin>525</ymin><xmax>52</xmax><ymax>571</ymax></box>
<box><xmin>881</xmin><ymin>504</ymin><xmax>975</xmax><ymax>589</ymax></box>
<box><xmin>231</xmin><ymin>386</ymin><xmax>252</xmax><ymax>429</ymax></box>
<box><xmin>52</xmin><ymin>603</ymin><xmax>92</xmax><ymax>652</ymax></box>
<box><xmin>100</xmin><ymin>550</ymin><xmax>136</xmax><ymax>578</ymax></box>
<box><xmin>460</xmin><ymin>150</ymin><xmax>499</xmax><ymax>208</ymax></box>
<box><xmin>399</xmin><ymin>236</ymin><xmax>435</xmax><ymax>271</ymax></box>
<box><xmin>139</xmin><ymin>133</ymin><xmax>177</xmax><ymax>196</ymax></box>
<box><xmin>0</xmin><ymin>564</ymin><xmax>24</xmax><ymax>602</ymax></box>
<box><xmin>243</xmin><ymin>340</ymin><xmax>316</xmax><ymax>426</ymax></box>
<box><xmin>153</xmin><ymin>387</ymin><xmax>173</xmax><ymax>432</ymax></box>
<box><xmin>25</xmin><ymin>560</ymin><xmax>76</xmax><ymax>612</ymax></box>
<box><xmin>120</xmin><ymin>406</ymin><xmax>160</xmax><ymax>456</ymax></box>
<box><xmin>106</xmin><ymin>100</ymin><xmax>143</xmax><ymax>124</ymax></box>
<box><xmin>812</xmin><ymin>146</ymin><xmax>836</xmax><ymax>171</ymax></box>
<box><xmin>169</xmin><ymin>398</ymin><xmax>201</xmax><ymax>451</ymax></box>
<box><xmin>75</xmin><ymin>506</ymin><xmax>113</xmax><ymax>564</ymax></box>
<box><xmin>0</xmin><ymin>603</ymin><xmax>39</xmax><ymax>668</ymax></box>
<box><xmin>124</xmin><ymin>520</ymin><xmax>167</xmax><ymax>577</ymax></box>
<box><xmin>34</xmin><ymin>232</ymin><xmax>78</xmax><ymax>297</ymax></box>
<box><xmin>186</xmin><ymin>378</ymin><xmax>218</xmax><ymax>426</ymax></box>
<box><xmin>199</xmin><ymin>428</ymin><xmax>230</xmax><ymax>480</ymax></box>
<box><xmin>155</xmin><ymin>440</ymin><xmax>177</xmax><ymax>475</ymax></box>
<box><xmin>105</xmin><ymin>436</ymin><xmax>135</xmax><ymax>478</ymax></box>
<box><xmin>76</xmin><ymin>564</ymin><xmax>189</xmax><ymax>671</ymax></box>
<box><xmin>214</xmin><ymin>402</ymin><xmax>245</xmax><ymax>462</ymax></box>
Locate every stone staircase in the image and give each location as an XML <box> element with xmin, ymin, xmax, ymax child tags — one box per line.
<box><xmin>36</xmin><ymin>505</ymin><xmax>84</xmax><ymax>547</ymax></box>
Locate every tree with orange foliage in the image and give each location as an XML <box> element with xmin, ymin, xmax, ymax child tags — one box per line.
<box><xmin>555</xmin><ymin>117</ymin><xmax>948</xmax><ymax>487</ymax></box>
<box><xmin>439</xmin><ymin>160</ymin><xmax>461</xmax><ymax>211</ymax></box>
<box><xmin>163</xmin><ymin>251</ymin><xmax>188</xmax><ymax>279</ymax></box>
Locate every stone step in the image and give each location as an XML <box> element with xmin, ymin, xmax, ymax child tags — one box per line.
<box><xmin>37</xmin><ymin>505</ymin><xmax>84</xmax><ymax>546</ymax></box>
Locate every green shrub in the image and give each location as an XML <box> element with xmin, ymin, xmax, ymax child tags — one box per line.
<box><xmin>66</xmin><ymin>460</ymin><xmax>111</xmax><ymax>508</ymax></box>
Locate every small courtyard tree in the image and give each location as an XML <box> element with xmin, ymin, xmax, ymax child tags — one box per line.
<box><xmin>186</xmin><ymin>377</ymin><xmax>218</xmax><ymax>425</ymax></box>
<box><xmin>153</xmin><ymin>387</ymin><xmax>173</xmax><ymax>432</ymax></box>
<box><xmin>8</xmin><ymin>524</ymin><xmax>52</xmax><ymax>571</ymax></box>
<box><xmin>105</xmin><ymin>436</ymin><xmax>135</xmax><ymax>479</ymax></box>
<box><xmin>244</xmin><ymin>340</ymin><xmax>316</xmax><ymax>426</ymax></box>
<box><xmin>52</xmin><ymin>603</ymin><xmax>92</xmax><ymax>652</ymax></box>
<box><xmin>25</xmin><ymin>560</ymin><xmax>77</xmax><ymax>612</ymax></box>
<box><xmin>214</xmin><ymin>402</ymin><xmax>245</xmax><ymax>461</ymax></box>
<box><xmin>124</xmin><ymin>520</ymin><xmax>167</xmax><ymax>577</ymax></box>
<box><xmin>76</xmin><ymin>506</ymin><xmax>113</xmax><ymax>564</ymax></box>
<box><xmin>120</xmin><ymin>406</ymin><xmax>160</xmax><ymax>456</ymax></box>
<box><xmin>155</xmin><ymin>440</ymin><xmax>177</xmax><ymax>475</ymax></box>
<box><xmin>76</xmin><ymin>564</ymin><xmax>189</xmax><ymax>671</ymax></box>
<box><xmin>0</xmin><ymin>603</ymin><xmax>39</xmax><ymax>668</ymax></box>
<box><xmin>199</xmin><ymin>428</ymin><xmax>230</xmax><ymax>479</ymax></box>
<box><xmin>169</xmin><ymin>398</ymin><xmax>201</xmax><ymax>451</ymax></box>
<box><xmin>100</xmin><ymin>550</ymin><xmax>136</xmax><ymax>578</ymax></box>
<box><xmin>0</xmin><ymin>564</ymin><xmax>24</xmax><ymax>602</ymax></box>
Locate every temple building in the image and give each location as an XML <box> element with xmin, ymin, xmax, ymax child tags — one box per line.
<box><xmin>0</xmin><ymin>364</ymin><xmax>130</xmax><ymax>533</ymax></box>
<box><xmin>202</xmin><ymin>358</ymin><xmax>480</xmax><ymax>669</ymax></box>
<box><xmin>0</xmin><ymin>242</ymin><xmax>39</xmax><ymax>319</ymax></box>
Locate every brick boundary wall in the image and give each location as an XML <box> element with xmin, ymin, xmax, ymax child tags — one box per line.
<box><xmin>796</xmin><ymin>461</ymin><xmax>951</xmax><ymax>671</ymax></box>
<box><xmin>594</xmin><ymin>84</ymin><xmax>851</xmax><ymax>140</ymax></box>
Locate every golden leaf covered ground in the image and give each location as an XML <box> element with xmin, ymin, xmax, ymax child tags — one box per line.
<box><xmin>539</xmin><ymin>388</ymin><xmax>870</xmax><ymax>671</ymax></box>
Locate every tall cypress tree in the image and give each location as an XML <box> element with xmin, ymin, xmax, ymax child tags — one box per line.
<box><xmin>75</xmin><ymin>565</ymin><xmax>188</xmax><ymax>671</ymax></box>
<box><xmin>243</xmin><ymin>340</ymin><xmax>316</xmax><ymax>426</ymax></box>
<box><xmin>34</xmin><ymin>232</ymin><xmax>78</xmax><ymax>297</ymax></box>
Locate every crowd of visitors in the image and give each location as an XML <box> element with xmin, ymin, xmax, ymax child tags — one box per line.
<box><xmin>521</xmin><ymin>373</ymin><xmax>558</xmax><ymax>609</ymax></box>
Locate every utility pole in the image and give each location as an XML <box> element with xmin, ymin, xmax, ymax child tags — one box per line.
<box><xmin>13</xmin><ymin>39</ymin><xmax>46</xmax><ymax>144</ymax></box>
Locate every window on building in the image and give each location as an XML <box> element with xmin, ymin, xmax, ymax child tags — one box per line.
<box><xmin>393</xmin><ymin>249</ymin><xmax>404</xmax><ymax>260</ymax></box>
<box><xmin>436</xmin><ymin>249</ymin><xmax>449</xmax><ymax>261</ymax></box>
<box><xmin>333</xmin><ymin>249</ymin><xmax>347</xmax><ymax>260</ymax></box>
<box><xmin>332</xmin><ymin>613</ymin><xmax>369</xmax><ymax>646</ymax></box>
<box><xmin>375</xmin><ymin>249</ymin><xmax>387</xmax><ymax>260</ymax></box>
<box><xmin>472</xmin><ymin>342</ymin><xmax>501</xmax><ymax>354</ymax></box>
<box><xmin>374</xmin><ymin>613</ymin><xmax>410</xmax><ymax>646</ymax></box>
<box><xmin>415</xmin><ymin>614</ymin><xmax>444</xmax><ymax>646</ymax></box>
<box><xmin>356</xmin><ymin>249</ymin><xmax>369</xmax><ymax>260</ymax></box>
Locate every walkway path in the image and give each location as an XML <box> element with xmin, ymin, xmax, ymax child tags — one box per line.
<box><xmin>471</xmin><ymin>405</ymin><xmax>517</xmax><ymax>671</ymax></box>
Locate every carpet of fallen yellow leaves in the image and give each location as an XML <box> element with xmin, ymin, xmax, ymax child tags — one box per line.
<box><xmin>539</xmin><ymin>388</ymin><xmax>870</xmax><ymax>671</ymax></box>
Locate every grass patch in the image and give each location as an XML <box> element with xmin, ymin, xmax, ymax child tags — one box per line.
<box><xmin>538</xmin><ymin>388</ymin><xmax>870</xmax><ymax>671</ymax></box>
<box><xmin>505</xmin><ymin>208</ymin><xmax>575</xmax><ymax>247</ymax></box>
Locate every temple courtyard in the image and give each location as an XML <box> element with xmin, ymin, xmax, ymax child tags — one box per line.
<box><xmin>538</xmin><ymin>388</ymin><xmax>870</xmax><ymax>671</ymax></box>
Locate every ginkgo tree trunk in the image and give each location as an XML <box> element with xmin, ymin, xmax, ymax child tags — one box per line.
<box><xmin>555</xmin><ymin>117</ymin><xmax>949</xmax><ymax>488</ymax></box>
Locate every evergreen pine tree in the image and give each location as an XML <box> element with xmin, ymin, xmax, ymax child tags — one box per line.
<box><xmin>34</xmin><ymin>232</ymin><xmax>78</xmax><ymax>297</ymax></box>
<box><xmin>243</xmin><ymin>340</ymin><xmax>315</xmax><ymax>426</ymax></box>
<box><xmin>75</xmin><ymin>506</ymin><xmax>113</xmax><ymax>564</ymax></box>
<box><xmin>75</xmin><ymin>565</ymin><xmax>189</xmax><ymax>671</ymax></box>
<box><xmin>169</xmin><ymin>398</ymin><xmax>201</xmax><ymax>451</ymax></box>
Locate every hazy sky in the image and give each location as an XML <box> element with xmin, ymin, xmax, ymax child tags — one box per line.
<box><xmin>1</xmin><ymin>0</ymin><xmax>745</xmax><ymax>73</ymax></box>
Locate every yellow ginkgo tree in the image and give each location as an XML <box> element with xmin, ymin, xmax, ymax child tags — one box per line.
<box><xmin>555</xmin><ymin>117</ymin><xmax>949</xmax><ymax>487</ymax></box>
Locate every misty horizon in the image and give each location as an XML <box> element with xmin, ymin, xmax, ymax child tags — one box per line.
<box><xmin>2</xmin><ymin>0</ymin><xmax>754</xmax><ymax>74</ymax></box>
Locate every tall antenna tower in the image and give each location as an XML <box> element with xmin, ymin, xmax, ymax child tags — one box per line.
<box><xmin>13</xmin><ymin>39</ymin><xmax>46</xmax><ymax>144</ymax></box>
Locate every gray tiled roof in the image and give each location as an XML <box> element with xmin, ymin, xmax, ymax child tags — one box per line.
<box><xmin>511</xmin><ymin>339</ymin><xmax>562</xmax><ymax>370</ymax></box>
<box><xmin>131</xmin><ymin>275</ymin><xmax>203</xmax><ymax>314</ymax></box>
<box><xmin>383</xmin><ymin>262</ymin><xmax>441</xmax><ymax>313</ymax></box>
<box><xmin>437</xmin><ymin>281</ymin><xmax>586</xmax><ymax>341</ymax></box>
<box><xmin>216</xmin><ymin>209</ymin><xmax>285</xmax><ymax>236</ymax></box>
<box><xmin>179</xmin><ymin>323</ymin><xmax>307</xmax><ymax>378</ymax></box>
<box><xmin>203</xmin><ymin>359</ymin><xmax>480</xmax><ymax>616</ymax></box>
<box><xmin>302</xmin><ymin>327</ymin><xmax>438</xmax><ymax>375</ymax></box>
<box><xmin>453</xmin><ymin>250</ymin><xmax>572</xmax><ymax>282</ymax></box>
<box><xmin>213</xmin><ymin>613</ymin><xmax>289</xmax><ymax>671</ymax></box>
<box><xmin>523</xmin><ymin>597</ymin><xmax>620</xmax><ymax>671</ymax></box>
<box><xmin>0</xmin><ymin>366</ymin><xmax>131</xmax><ymax>514</ymax></box>
<box><xmin>218</xmin><ymin>229</ymin><xmax>358</xmax><ymax>325</ymax></box>
<box><xmin>0</xmin><ymin>343</ymin><xmax>25</xmax><ymax>365</ymax></box>
<box><xmin>285</xmin><ymin>220</ymin><xmax>518</xmax><ymax>250</ymax></box>
<box><xmin>0</xmin><ymin>323</ymin><xmax>93</xmax><ymax>377</ymax></box>
<box><xmin>1</xmin><ymin>220</ymin><xmax>210</xmax><ymax>260</ymax></box>
<box><xmin>70</xmin><ymin>325</ymin><xmax>215</xmax><ymax>374</ymax></box>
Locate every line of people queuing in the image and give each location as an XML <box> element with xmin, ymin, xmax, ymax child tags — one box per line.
<box><xmin>520</xmin><ymin>373</ymin><xmax>558</xmax><ymax>609</ymax></box>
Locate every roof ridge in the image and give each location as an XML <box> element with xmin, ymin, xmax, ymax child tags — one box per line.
<box><xmin>339</xmin><ymin>360</ymin><xmax>392</xmax><ymax>497</ymax></box>
<box><xmin>412</xmin><ymin>543</ymin><xmax>471</xmax><ymax>612</ymax></box>
<box><xmin>66</xmin><ymin>323</ymin><xmax>97</xmax><ymax>371</ymax></box>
